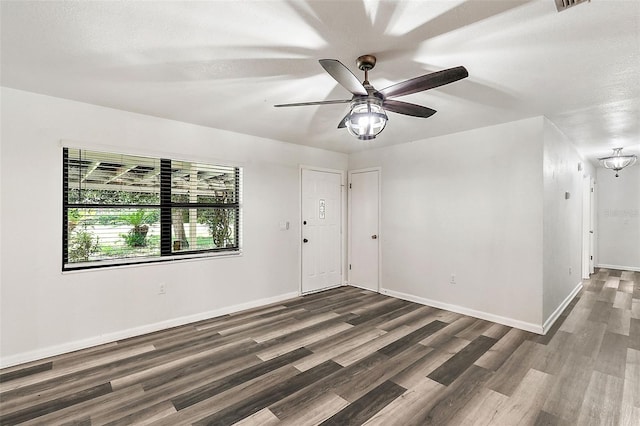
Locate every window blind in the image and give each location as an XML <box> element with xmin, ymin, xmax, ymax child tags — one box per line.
<box><xmin>63</xmin><ymin>148</ymin><xmax>241</xmax><ymax>270</ymax></box>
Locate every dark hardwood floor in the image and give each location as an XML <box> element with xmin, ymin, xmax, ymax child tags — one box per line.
<box><xmin>1</xmin><ymin>268</ymin><xmax>638</xmax><ymax>425</ymax></box>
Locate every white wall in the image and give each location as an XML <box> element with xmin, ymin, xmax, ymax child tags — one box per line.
<box><xmin>542</xmin><ymin>119</ymin><xmax>592</xmax><ymax>323</ymax></box>
<box><xmin>349</xmin><ymin>117</ymin><xmax>545</xmax><ymax>330</ymax></box>
<box><xmin>0</xmin><ymin>87</ymin><xmax>347</xmax><ymax>367</ymax></box>
<box><xmin>1</xmin><ymin>87</ymin><xmax>607</xmax><ymax>365</ymax></box>
<box><xmin>596</xmin><ymin>164</ymin><xmax>640</xmax><ymax>270</ymax></box>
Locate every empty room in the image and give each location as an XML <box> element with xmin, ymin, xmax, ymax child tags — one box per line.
<box><xmin>1</xmin><ymin>0</ymin><xmax>639</xmax><ymax>425</ymax></box>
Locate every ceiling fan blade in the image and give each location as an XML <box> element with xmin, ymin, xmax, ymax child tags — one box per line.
<box><xmin>274</xmin><ymin>99</ymin><xmax>351</xmax><ymax>107</ymax></box>
<box><xmin>337</xmin><ymin>113</ymin><xmax>349</xmax><ymax>128</ymax></box>
<box><xmin>319</xmin><ymin>59</ymin><xmax>368</xmax><ymax>96</ymax></box>
<box><xmin>383</xmin><ymin>99</ymin><xmax>437</xmax><ymax>118</ymax></box>
<box><xmin>378</xmin><ymin>66</ymin><xmax>469</xmax><ymax>99</ymax></box>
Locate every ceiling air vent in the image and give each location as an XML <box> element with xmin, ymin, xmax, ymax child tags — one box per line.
<box><xmin>554</xmin><ymin>0</ymin><xmax>590</xmax><ymax>12</ymax></box>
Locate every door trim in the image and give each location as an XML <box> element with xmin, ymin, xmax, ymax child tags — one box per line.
<box><xmin>348</xmin><ymin>167</ymin><xmax>381</xmax><ymax>292</ymax></box>
<box><xmin>582</xmin><ymin>174</ymin><xmax>591</xmax><ymax>279</ymax></box>
<box><xmin>589</xmin><ymin>176</ymin><xmax>596</xmax><ymax>274</ymax></box>
<box><xmin>299</xmin><ymin>165</ymin><xmax>346</xmax><ymax>295</ymax></box>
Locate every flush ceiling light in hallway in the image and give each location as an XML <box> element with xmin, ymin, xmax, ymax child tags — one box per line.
<box><xmin>599</xmin><ymin>147</ymin><xmax>637</xmax><ymax>177</ymax></box>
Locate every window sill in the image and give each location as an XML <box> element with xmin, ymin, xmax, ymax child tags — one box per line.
<box><xmin>62</xmin><ymin>250</ymin><xmax>243</xmax><ymax>273</ymax></box>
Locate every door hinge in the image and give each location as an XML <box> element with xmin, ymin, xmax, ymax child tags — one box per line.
<box><xmin>349</xmin><ymin>264</ymin><xmax>352</xmax><ymax>270</ymax></box>
<box><xmin>590</xmin><ymin>255</ymin><xmax>593</xmax><ymax>260</ymax></box>
<box><xmin>349</xmin><ymin>183</ymin><xmax>352</xmax><ymax>189</ymax></box>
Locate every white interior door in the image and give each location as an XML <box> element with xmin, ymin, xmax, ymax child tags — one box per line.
<box><xmin>349</xmin><ymin>168</ymin><xmax>380</xmax><ymax>292</ymax></box>
<box><xmin>301</xmin><ymin>168</ymin><xmax>342</xmax><ymax>293</ymax></box>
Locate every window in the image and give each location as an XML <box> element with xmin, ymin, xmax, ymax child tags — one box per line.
<box><xmin>63</xmin><ymin>148</ymin><xmax>241</xmax><ymax>270</ymax></box>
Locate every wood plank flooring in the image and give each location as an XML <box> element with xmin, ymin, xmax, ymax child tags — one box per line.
<box><xmin>1</xmin><ymin>268</ymin><xmax>639</xmax><ymax>425</ymax></box>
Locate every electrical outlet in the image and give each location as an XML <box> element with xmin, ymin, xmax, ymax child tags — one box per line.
<box><xmin>450</xmin><ymin>274</ymin><xmax>456</xmax><ymax>284</ymax></box>
<box><xmin>159</xmin><ymin>283</ymin><xmax>166</xmax><ymax>295</ymax></box>
<box><xmin>569</xmin><ymin>267</ymin><xmax>572</xmax><ymax>275</ymax></box>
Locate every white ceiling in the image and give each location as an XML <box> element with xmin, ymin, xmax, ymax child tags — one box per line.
<box><xmin>1</xmin><ymin>0</ymin><xmax>639</xmax><ymax>163</ymax></box>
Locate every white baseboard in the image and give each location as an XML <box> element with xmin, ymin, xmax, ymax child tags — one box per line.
<box><xmin>596</xmin><ymin>264</ymin><xmax>640</xmax><ymax>272</ymax></box>
<box><xmin>542</xmin><ymin>282</ymin><xmax>582</xmax><ymax>335</ymax></box>
<box><xmin>301</xmin><ymin>284</ymin><xmax>345</xmax><ymax>295</ymax></box>
<box><xmin>380</xmin><ymin>288</ymin><xmax>544</xmax><ymax>334</ymax></box>
<box><xmin>348</xmin><ymin>283</ymin><xmax>380</xmax><ymax>292</ymax></box>
<box><xmin>0</xmin><ymin>291</ymin><xmax>299</xmax><ymax>369</ymax></box>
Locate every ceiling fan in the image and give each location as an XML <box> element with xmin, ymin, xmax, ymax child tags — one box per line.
<box><xmin>275</xmin><ymin>55</ymin><xmax>468</xmax><ymax>140</ymax></box>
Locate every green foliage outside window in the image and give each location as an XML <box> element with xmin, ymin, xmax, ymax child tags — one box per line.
<box><xmin>198</xmin><ymin>209</ymin><xmax>235</xmax><ymax>248</ymax></box>
<box><xmin>68</xmin><ymin>225</ymin><xmax>100</xmax><ymax>262</ymax></box>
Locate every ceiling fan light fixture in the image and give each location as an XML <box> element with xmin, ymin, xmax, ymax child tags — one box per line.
<box><xmin>599</xmin><ymin>147</ymin><xmax>637</xmax><ymax>177</ymax></box>
<box><xmin>346</xmin><ymin>98</ymin><xmax>387</xmax><ymax>141</ymax></box>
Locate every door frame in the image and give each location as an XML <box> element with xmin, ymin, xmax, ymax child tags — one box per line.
<box><xmin>348</xmin><ymin>167</ymin><xmax>382</xmax><ymax>292</ymax></box>
<box><xmin>582</xmin><ymin>174</ymin><xmax>592</xmax><ymax>279</ymax></box>
<box><xmin>589</xmin><ymin>176</ymin><xmax>596</xmax><ymax>274</ymax></box>
<box><xmin>299</xmin><ymin>165</ymin><xmax>346</xmax><ymax>295</ymax></box>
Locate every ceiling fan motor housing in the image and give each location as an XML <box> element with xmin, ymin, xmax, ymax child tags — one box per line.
<box><xmin>356</xmin><ymin>54</ymin><xmax>377</xmax><ymax>71</ymax></box>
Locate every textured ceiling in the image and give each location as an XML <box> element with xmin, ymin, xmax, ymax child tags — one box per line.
<box><xmin>1</xmin><ymin>0</ymin><xmax>638</xmax><ymax>162</ymax></box>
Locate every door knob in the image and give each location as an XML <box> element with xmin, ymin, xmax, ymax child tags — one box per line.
<box><xmin>371</xmin><ymin>235</ymin><xmax>378</xmax><ymax>239</ymax></box>
<box><xmin>303</xmin><ymin>238</ymin><xmax>309</xmax><ymax>243</ymax></box>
